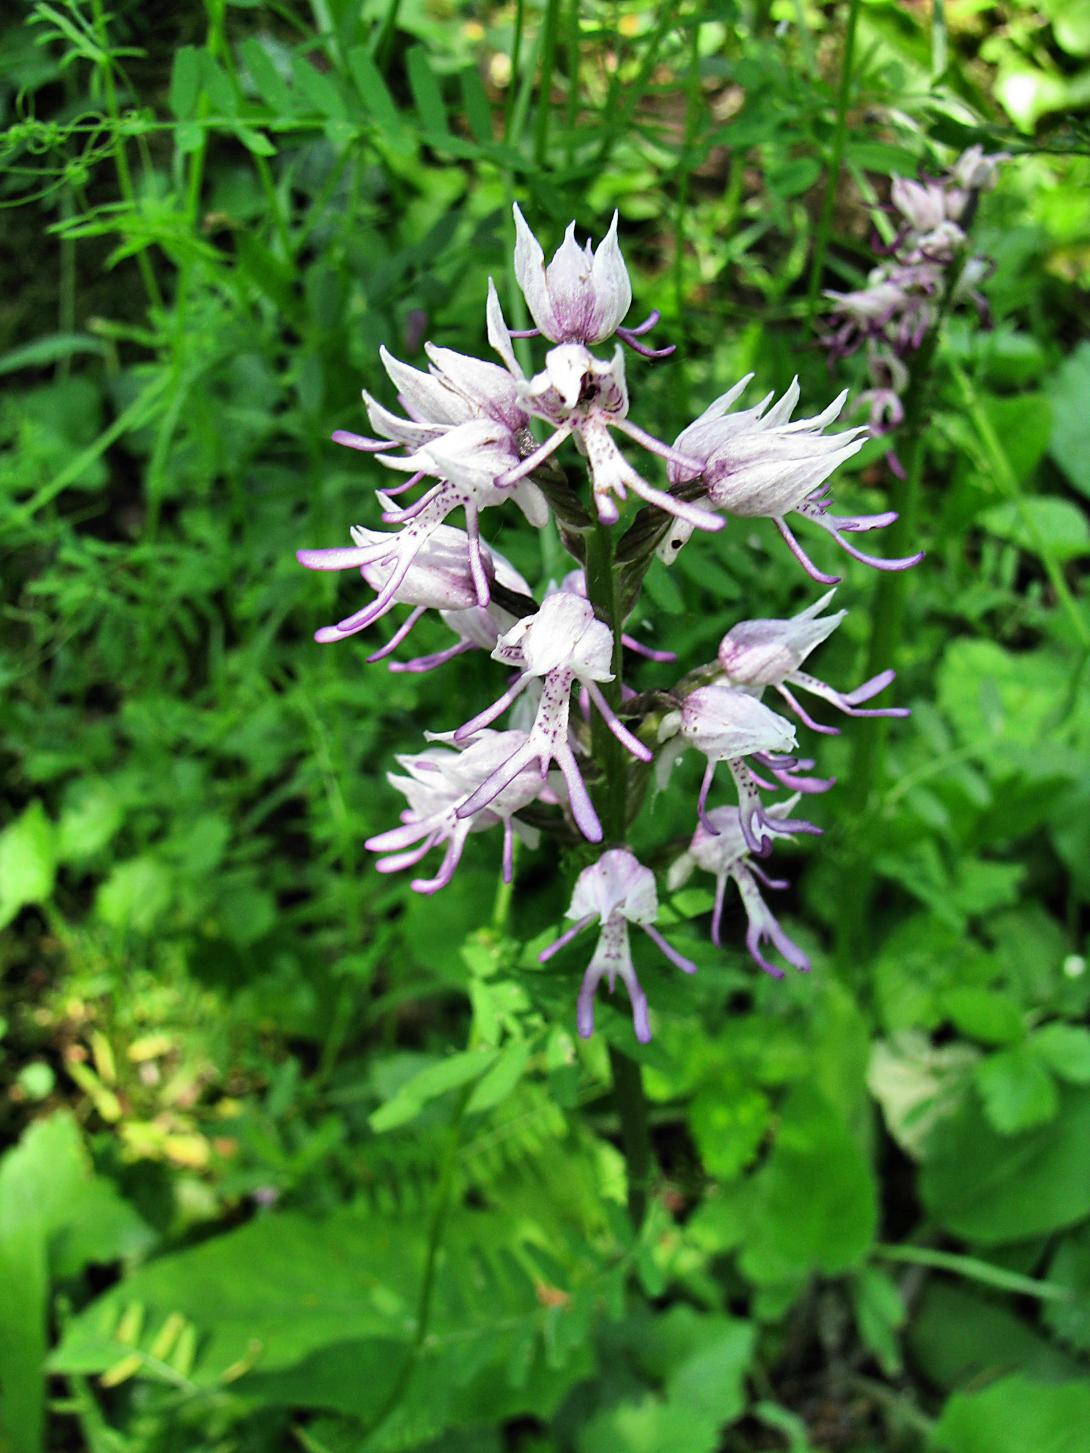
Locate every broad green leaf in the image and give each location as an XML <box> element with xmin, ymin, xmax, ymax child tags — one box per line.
<box><xmin>974</xmin><ymin>1045</ymin><xmax>1059</xmax><ymax>1134</ymax></box>
<box><xmin>1032</xmin><ymin>1024</ymin><xmax>1090</xmax><ymax>1084</ymax></box>
<box><xmin>1044</xmin><ymin>1227</ymin><xmax>1090</xmax><ymax>1352</ymax></box>
<box><xmin>738</xmin><ymin>1088</ymin><xmax>877</xmax><ymax>1283</ymax></box>
<box><xmin>921</xmin><ymin>1087</ymin><xmax>1090</xmax><ymax>1243</ymax></box>
<box><xmin>980</xmin><ymin>498</ymin><xmax>1090</xmax><ymax>562</ymax></box>
<box><xmin>910</xmin><ymin>1284</ymin><xmax>1082</xmax><ymax>1392</ymax></box>
<box><xmin>94</xmin><ymin>857</ymin><xmax>173</xmax><ymax>932</ymax></box>
<box><xmin>51</xmin><ymin>1207</ymin><xmax>599</xmax><ymax>1432</ymax></box>
<box><xmin>689</xmin><ymin>1082</ymin><xmax>769</xmax><ymax>1180</ymax></box>
<box><xmin>56</xmin><ymin>780</ymin><xmax>124</xmax><ymax>862</ymax></box>
<box><xmin>935</xmin><ymin>1375</ymin><xmax>1090</xmax><ymax>1453</ymax></box>
<box><xmin>0</xmin><ymin>801</ymin><xmax>56</xmax><ymax>929</ymax></box>
<box><xmin>1047</xmin><ymin>342</ymin><xmax>1090</xmax><ymax>494</ymax></box>
<box><xmin>0</xmin><ymin>1115</ymin><xmax>152</xmax><ymax>1453</ymax></box>
<box><xmin>942</xmin><ymin>987</ymin><xmax>1024</xmax><ymax>1046</ymax></box>
<box><xmin>978</xmin><ymin>393</ymin><xmax>1051</xmax><ymax>486</ymax></box>
<box><xmin>1044</xmin><ymin>0</ymin><xmax>1090</xmax><ymax>56</ymax></box>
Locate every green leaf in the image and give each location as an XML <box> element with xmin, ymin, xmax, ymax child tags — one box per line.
<box><xmin>346</xmin><ymin>46</ymin><xmax>406</xmax><ymax>139</ymax></box>
<box><xmin>1044</xmin><ymin>1226</ymin><xmax>1090</xmax><ymax>1352</ymax></box>
<box><xmin>0</xmin><ymin>332</ymin><xmax>105</xmax><ymax>376</ymax></box>
<box><xmin>291</xmin><ymin>56</ymin><xmax>348</xmax><ymax>121</ymax></box>
<box><xmin>168</xmin><ymin>45</ymin><xmax>200</xmax><ymax>119</ymax></box>
<box><xmin>95</xmin><ymin>857</ymin><xmax>173</xmax><ymax>933</ymax></box>
<box><xmin>980</xmin><ymin>498</ymin><xmax>1090</xmax><ymax>563</ymax></box>
<box><xmin>197</xmin><ymin>52</ymin><xmax>236</xmax><ymax>115</ymax></box>
<box><xmin>465</xmin><ymin>1040</ymin><xmax>531</xmax><ymax>1114</ymax></box>
<box><xmin>1032</xmin><ymin>1024</ymin><xmax>1090</xmax><ymax>1085</ymax></box>
<box><xmin>852</xmin><ymin>1267</ymin><xmax>905</xmax><ymax>1376</ymax></box>
<box><xmin>51</xmin><ymin>1206</ymin><xmax>599</xmax><ymax>1434</ymax></box>
<box><xmin>910</xmin><ymin>1284</ymin><xmax>1082</xmax><ymax>1392</ymax></box>
<box><xmin>239</xmin><ymin>36</ymin><xmax>298</xmax><ymax>113</ymax></box>
<box><xmin>56</xmin><ymin>780</ymin><xmax>124</xmax><ymax>862</ymax></box>
<box><xmin>0</xmin><ymin>801</ymin><xmax>57</xmax><ymax>929</ymax></box>
<box><xmin>407</xmin><ymin>46</ymin><xmax>449</xmax><ymax>135</ymax></box>
<box><xmin>0</xmin><ymin>1114</ymin><xmax>152</xmax><ymax>1453</ymax></box>
<box><xmin>1044</xmin><ymin>0</ymin><xmax>1090</xmax><ymax>60</ymax></box>
<box><xmin>738</xmin><ymin>1088</ymin><xmax>877</xmax><ymax>1283</ymax></box>
<box><xmin>921</xmin><ymin>1087</ymin><xmax>1090</xmax><ymax>1243</ymax></box>
<box><xmin>935</xmin><ymin>1375</ymin><xmax>1090</xmax><ymax>1453</ymax></box>
<box><xmin>689</xmin><ymin>1083</ymin><xmax>769</xmax><ymax>1180</ymax></box>
<box><xmin>234</xmin><ymin>125</ymin><xmax>276</xmax><ymax>157</ymax></box>
<box><xmin>369</xmin><ymin>1048</ymin><xmax>500</xmax><ymax>1131</ymax></box>
<box><xmin>974</xmin><ymin>1045</ymin><xmax>1059</xmax><ymax>1134</ymax></box>
<box><xmin>942</xmin><ymin>987</ymin><xmax>1024</xmax><ymax>1046</ymax></box>
<box><xmin>978</xmin><ymin>393</ymin><xmax>1051</xmax><ymax>486</ymax></box>
<box><xmin>1048</xmin><ymin>343</ymin><xmax>1090</xmax><ymax>495</ymax></box>
<box><xmin>460</xmin><ymin>66</ymin><xmax>493</xmax><ymax>143</ymax></box>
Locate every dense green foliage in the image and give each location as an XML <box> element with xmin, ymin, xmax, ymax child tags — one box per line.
<box><xmin>2</xmin><ymin>1</ymin><xmax>1090</xmax><ymax>1450</ymax></box>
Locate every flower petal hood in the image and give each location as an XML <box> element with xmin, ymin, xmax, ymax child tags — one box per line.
<box><xmin>513</xmin><ymin>205</ymin><xmax>632</xmax><ymax>344</ymax></box>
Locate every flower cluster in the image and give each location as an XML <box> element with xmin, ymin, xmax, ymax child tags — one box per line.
<box><xmin>821</xmin><ymin>147</ymin><xmax>1004</xmax><ymax>471</ymax></box>
<box><xmin>299</xmin><ymin>206</ymin><xmax>918</xmax><ymax>1043</ymax></box>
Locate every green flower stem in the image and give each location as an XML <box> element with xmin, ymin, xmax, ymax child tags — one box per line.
<box><xmin>583</xmin><ymin>520</ymin><xmax>654</xmax><ymax>1230</ymax></box>
<box><xmin>805</xmin><ymin>0</ymin><xmax>862</xmax><ymax>321</ymax></box>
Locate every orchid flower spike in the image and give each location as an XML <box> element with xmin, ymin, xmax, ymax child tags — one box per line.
<box><xmin>364</xmin><ymin>731</ymin><xmax>548</xmax><ymax>894</ymax></box>
<box><xmin>669</xmin><ymin>376</ymin><xmax>923</xmax><ymax>584</ymax></box>
<box><xmin>717</xmin><ymin>590</ymin><xmax>909</xmax><ymax>735</ymax></box>
<box><xmin>451</xmin><ymin>591</ymin><xmax>653</xmax><ymax>844</ymax></box>
<box><xmin>540</xmin><ymin>848</ymin><xmax>697</xmax><ymax>1042</ymax></box>
<box><xmin>657</xmin><ymin>684</ymin><xmax>820</xmax><ymax>854</ymax></box>
<box><xmin>668</xmin><ymin>800</ymin><xmax>810</xmax><ymax>977</ymax></box>
<box><xmin>512</xmin><ymin>204</ymin><xmax>632</xmax><ymax>345</ymax></box>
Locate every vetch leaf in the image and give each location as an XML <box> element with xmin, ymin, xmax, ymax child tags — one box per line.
<box><xmin>346</xmin><ymin>46</ymin><xmax>406</xmax><ymax>140</ymax></box>
<box><xmin>168</xmin><ymin>45</ymin><xmax>200</xmax><ymax>119</ymax></box>
<box><xmin>369</xmin><ymin>1048</ymin><xmax>500</xmax><ymax>1131</ymax></box>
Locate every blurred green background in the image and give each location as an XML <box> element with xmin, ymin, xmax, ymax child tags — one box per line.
<box><xmin>2</xmin><ymin>1</ymin><xmax>1090</xmax><ymax>1450</ymax></box>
